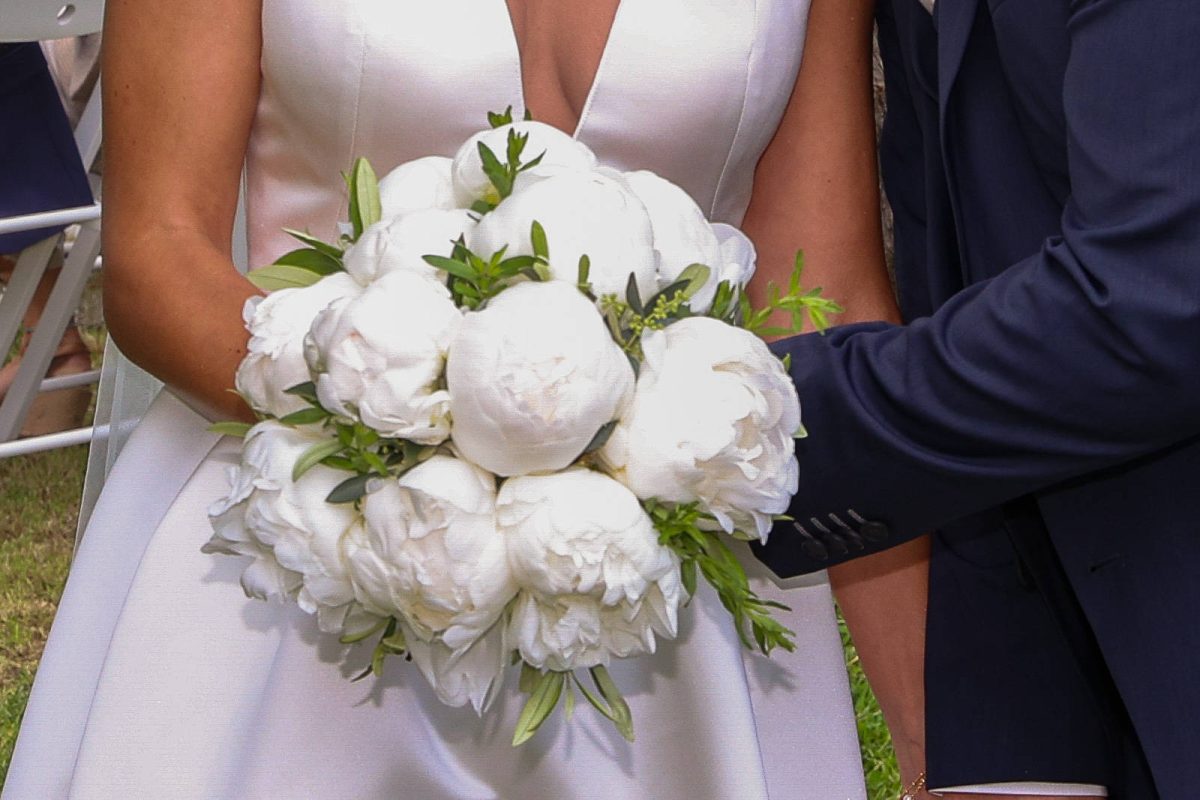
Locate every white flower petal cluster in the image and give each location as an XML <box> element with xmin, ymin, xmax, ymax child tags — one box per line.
<box><xmin>468</xmin><ymin>169</ymin><xmax>658</xmax><ymax>300</ymax></box>
<box><xmin>378</xmin><ymin>156</ymin><xmax>458</xmax><ymax>218</ymax></box>
<box><xmin>403</xmin><ymin>621</ymin><xmax>509</xmax><ymax>714</ymax></box>
<box><xmin>613</xmin><ymin>169</ymin><xmax>723</xmax><ymax>306</ymax></box>
<box><xmin>711</xmin><ymin>223</ymin><xmax>757</xmax><ymax>289</ymax></box>
<box><xmin>499</xmin><ymin>469</ymin><xmax>683</xmax><ymax>672</ymax></box>
<box><xmin>215</xmin><ymin>121</ymin><xmax>806</xmax><ymax>725</ymax></box>
<box><xmin>451</xmin><ymin>121</ymin><xmax>597</xmax><ymax>206</ymax></box>
<box><xmin>601</xmin><ymin>317</ymin><xmax>800</xmax><ymax>541</ymax></box>
<box><xmin>447</xmin><ymin>281</ymin><xmax>634</xmax><ymax>476</ymax></box>
<box><xmin>348</xmin><ymin>457</ymin><xmax>514</xmax><ymax>644</ymax></box>
<box><xmin>305</xmin><ymin>270</ymin><xmax>462</xmax><ymax>443</ymax></box>
<box><xmin>343</xmin><ymin>210</ymin><xmax>475</xmax><ymax>285</ymax></box>
<box><xmin>204</xmin><ymin>421</ymin><xmax>380</xmax><ymax>635</ymax></box>
<box><xmin>235</xmin><ymin>273</ymin><xmax>360</xmax><ymax>418</ymax></box>
<box><xmin>344</xmin><ymin>455</ymin><xmax>514</xmax><ymax>712</ymax></box>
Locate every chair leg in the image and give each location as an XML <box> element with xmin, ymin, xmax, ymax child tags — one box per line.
<box><xmin>0</xmin><ymin>220</ymin><xmax>100</xmax><ymax>441</ymax></box>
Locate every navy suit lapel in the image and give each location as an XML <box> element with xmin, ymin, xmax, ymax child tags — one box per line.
<box><xmin>937</xmin><ymin>0</ymin><xmax>979</xmax><ymax>126</ymax></box>
<box><xmin>936</xmin><ymin>0</ymin><xmax>980</xmax><ymax>288</ymax></box>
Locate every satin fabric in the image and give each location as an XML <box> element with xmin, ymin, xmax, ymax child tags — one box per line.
<box><xmin>4</xmin><ymin>2</ymin><xmax>867</xmax><ymax>798</ymax></box>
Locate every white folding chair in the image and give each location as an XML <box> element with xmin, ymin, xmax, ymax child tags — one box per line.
<box><xmin>0</xmin><ymin>0</ymin><xmax>106</xmax><ymax>458</ymax></box>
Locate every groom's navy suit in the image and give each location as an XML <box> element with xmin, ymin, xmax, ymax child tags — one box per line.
<box><xmin>756</xmin><ymin>0</ymin><xmax>1200</xmax><ymax>796</ymax></box>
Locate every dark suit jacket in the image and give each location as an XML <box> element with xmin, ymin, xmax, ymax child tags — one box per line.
<box><xmin>0</xmin><ymin>42</ymin><xmax>92</xmax><ymax>253</ymax></box>
<box><xmin>756</xmin><ymin>1</ymin><xmax>1200</xmax><ymax>796</ymax></box>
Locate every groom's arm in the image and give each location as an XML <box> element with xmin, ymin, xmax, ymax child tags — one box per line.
<box><xmin>756</xmin><ymin>0</ymin><xmax>1200</xmax><ymax>576</ymax></box>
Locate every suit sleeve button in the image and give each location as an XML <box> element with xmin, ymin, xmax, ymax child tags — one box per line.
<box><xmin>859</xmin><ymin>521</ymin><xmax>889</xmax><ymax>542</ymax></box>
<box><xmin>801</xmin><ymin>538</ymin><xmax>829</xmax><ymax>560</ymax></box>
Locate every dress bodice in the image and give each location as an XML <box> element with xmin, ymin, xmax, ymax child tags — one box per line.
<box><xmin>245</xmin><ymin>0</ymin><xmax>811</xmax><ymax>268</ymax></box>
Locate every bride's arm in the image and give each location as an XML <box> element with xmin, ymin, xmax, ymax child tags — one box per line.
<box><xmin>101</xmin><ymin>0</ymin><xmax>264</xmax><ymax>423</ymax></box>
<box><xmin>740</xmin><ymin>0</ymin><xmax>931</xmax><ymax>789</ymax></box>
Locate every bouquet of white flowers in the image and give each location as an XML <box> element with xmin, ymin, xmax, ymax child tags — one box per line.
<box><xmin>205</xmin><ymin>108</ymin><xmax>842</xmax><ymax>745</ymax></box>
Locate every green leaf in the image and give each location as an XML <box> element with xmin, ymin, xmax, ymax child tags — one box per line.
<box><xmin>487</xmin><ymin>106</ymin><xmax>515</xmax><ymax>128</ymax></box>
<box><xmin>283</xmin><ymin>228</ymin><xmax>344</xmax><ymax>260</ymax></box>
<box><xmin>572</xmin><ymin>673</ymin><xmax>618</xmax><ymax>722</ymax></box>
<box><xmin>245</xmin><ymin>264</ymin><xmax>325</xmax><ymax>291</ymax></box>
<box><xmin>576</xmin><ymin>254</ymin><xmax>591</xmax><ymax>289</ymax></box>
<box><xmin>506</xmin><ymin>129</ymin><xmax>528</xmax><ymax>169</ymax></box>
<box><xmin>564</xmin><ymin>680</ymin><xmax>576</xmax><ymax>721</ymax></box>
<box><xmin>681</xmin><ymin>558</ymin><xmax>698</xmax><ymax>599</ymax></box>
<box><xmin>497</xmin><ymin>254</ymin><xmax>538</xmax><ymax>276</ymax></box>
<box><xmin>326</xmin><ymin>473</ymin><xmax>374</xmax><ymax>504</ymax></box>
<box><xmin>284</xmin><ymin>381</ymin><xmax>318</xmax><ymax>400</ymax></box>
<box><xmin>675</xmin><ymin>263</ymin><xmax>711</xmax><ymax>300</ymax></box>
<box><xmin>339</xmin><ymin>617</ymin><xmax>388</xmax><ymax>644</ymax></box>
<box><xmin>478</xmin><ymin>142</ymin><xmax>511</xmax><ymax>197</ymax></box>
<box><xmin>590</xmin><ymin>665</ymin><xmax>634</xmax><ymax>742</ymax></box>
<box><xmin>470</xmin><ymin>199</ymin><xmax>495</xmax><ymax>215</ymax></box>
<box><xmin>530</xmin><ymin>220</ymin><xmax>549</xmax><ymax>260</ymax></box>
<box><xmin>273</xmin><ymin>247</ymin><xmax>343</xmax><ymax>276</ymax></box>
<box><xmin>208</xmin><ymin>421</ymin><xmax>253</xmax><ymax>438</ymax></box>
<box><xmin>625</xmin><ymin>273</ymin><xmax>644</xmax><ymax>315</ymax></box>
<box><xmin>292</xmin><ymin>439</ymin><xmax>345</xmax><ymax>482</ymax></box>
<box><xmin>512</xmin><ymin>671</ymin><xmax>565</xmax><ymax>746</ymax></box>
<box><xmin>581</xmin><ymin>420</ymin><xmax>618</xmax><ymax>456</ymax></box>
<box><xmin>347</xmin><ymin>157</ymin><xmax>382</xmax><ymax>239</ymax></box>
<box><xmin>380</xmin><ymin>623</ymin><xmax>407</xmax><ymax>655</ymax></box>
<box><xmin>794</xmin><ymin>423</ymin><xmax>809</xmax><ymax>439</ymax></box>
<box><xmin>423</xmin><ymin>254</ymin><xmax>478</xmax><ymax>281</ymax></box>
<box><xmin>278</xmin><ymin>407</ymin><xmax>328</xmax><ymax>426</ymax></box>
<box><xmin>517</xmin><ymin>151</ymin><xmax>545</xmax><ymax>172</ymax></box>
<box><xmin>519</xmin><ymin>662</ymin><xmax>541</xmax><ymax>694</ymax></box>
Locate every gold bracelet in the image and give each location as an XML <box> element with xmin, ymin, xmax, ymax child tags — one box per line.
<box><xmin>901</xmin><ymin>771</ymin><xmax>927</xmax><ymax>800</ymax></box>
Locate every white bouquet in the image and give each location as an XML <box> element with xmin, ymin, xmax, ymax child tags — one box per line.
<box><xmin>205</xmin><ymin>107</ymin><xmax>842</xmax><ymax>745</ymax></box>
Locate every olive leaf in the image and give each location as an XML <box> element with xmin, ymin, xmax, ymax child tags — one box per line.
<box><xmin>512</xmin><ymin>670</ymin><xmax>566</xmax><ymax>746</ymax></box>
<box><xmin>207</xmin><ymin>421</ymin><xmax>252</xmax><ymax>438</ymax></box>
<box><xmin>245</xmin><ymin>264</ymin><xmax>326</xmax><ymax>292</ymax></box>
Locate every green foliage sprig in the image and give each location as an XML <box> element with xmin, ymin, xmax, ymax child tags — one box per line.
<box><xmin>597</xmin><ymin>264</ymin><xmax>710</xmax><ymax>358</ymax></box>
<box><xmin>711</xmin><ymin>252</ymin><xmax>844</xmax><ymax>337</ymax></box>
<box><xmin>245</xmin><ymin>158</ymin><xmax>382</xmax><ymax>291</ymax></box>
<box><xmin>471</xmin><ymin>127</ymin><xmax>546</xmax><ymax>214</ymax></box>
<box><xmin>422</xmin><ymin>221</ymin><xmax>552</xmax><ymax>310</ymax></box>
<box><xmin>646</xmin><ymin>499</ymin><xmax>796</xmax><ymax>656</ymax></box>
<box><xmin>512</xmin><ymin>663</ymin><xmax>634</xmax><ymax>746</ymax></box>
<box><xmin>238</xmin><ymin>381</ymin><xmax>441</xmax><ymax>506</ymax></box>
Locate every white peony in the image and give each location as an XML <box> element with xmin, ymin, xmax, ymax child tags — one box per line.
<box><xmin>204</xmin><ymin>421</ymin><xmax>381</xmax><ymax>636</ymax></box>
<box><xmin>600</xmin><ymin>317</ymin><xmax>800</xmax><ymax>541</ymax></box>
<box><xmin>402</xmin><ymin>621</ymin><xmax>509</xmax><ymax>715</ymax></box>
<box><xmin>347</xmin><ymin>456</ymin><xmax>515</xmax><ymax>646</ymax></box>
<box><xmin>446</xmin><ymin>281</ymin><xmax>635</xmax><ymax>476</ymax></box>
<box><xmin>612</xmin><ymin>169</ymin><xmax>725</xmax><ymax>310</ymax></box>
<box><xmin>304</xmin><ymin>270</ymin><xmax>461</xmax><ymax>443</ymax></box>
<box><xmin>342</xmin><ymin>210</ymin><xmax>476</xmax><ymax>286</ymax></box>
<box><xmin>499</xmin><ymin>469</ymin><xmax>683</xmax><ymax>671</ymax></box>
<box><xmin>344</xmin><ymin>455</ymin><xmax>515</xmax><ymax>713</ymax></box>
<box><xmin>450</xmin><ymin>121</ymin><xmax>597</xmax><ymax>206</ymax></box>
<box><xmin>711</xmin><ymin>223</ymin><xmax>757</xmax><ymax>290</ymax></box>
<box><xmin>235</xmin><ymin>272</ymin><xmax>360</xmax><ymax>418</ymax></box>
<box><xmin>467</xmin><ymin>169</ymin><xmax>658</xmax><ymax>301</ymax></box>
<box><xmin>377</xmin><ymin>155</ymin><xmax>458</xmax><ymax>218</ymax></box>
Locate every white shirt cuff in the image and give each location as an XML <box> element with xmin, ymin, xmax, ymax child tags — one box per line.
<box><xmin>931</xmin><ymin>783</ymin><xmax>1107</xmax><ymax>796</ymax></box>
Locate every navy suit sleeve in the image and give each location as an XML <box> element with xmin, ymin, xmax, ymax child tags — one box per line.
<box><xmin>755</xmin><ymin>0</ymin><xmax>1200</xmax><ymax>577</ymax></box>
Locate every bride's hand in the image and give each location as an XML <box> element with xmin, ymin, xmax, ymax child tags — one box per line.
<box><xmin>102</xmin><ymin>0</ymin><xmax>266</xmax><ymax>423</ymax></box>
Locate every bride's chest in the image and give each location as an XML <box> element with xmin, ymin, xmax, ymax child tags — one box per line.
<box><xmin>254</xmin><ymin>0</ymin><xmax>812</xmax><ymax>220</ymax></box>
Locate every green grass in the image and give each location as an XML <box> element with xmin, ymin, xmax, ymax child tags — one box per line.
<box><xmin>0</xmin><ymin>445</ymin><xmax>88</xmax><ymax>788</ymax></box>
<box><xmin>0</xmin><ymin>447</ymin><xmax>901</xmax><ymax>798</ymax></box>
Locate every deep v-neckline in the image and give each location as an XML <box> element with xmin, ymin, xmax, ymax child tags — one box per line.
<box><xmin>499</xmin><ymin>0</ymin><xmax>628</xmax><ymax>139</ymax></box>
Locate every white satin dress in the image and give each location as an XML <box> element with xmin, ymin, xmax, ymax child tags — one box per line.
<box><xmin>3</xmin><ymin>2</ymin><xmax>867</xmax><ymax>798</ymax></box>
